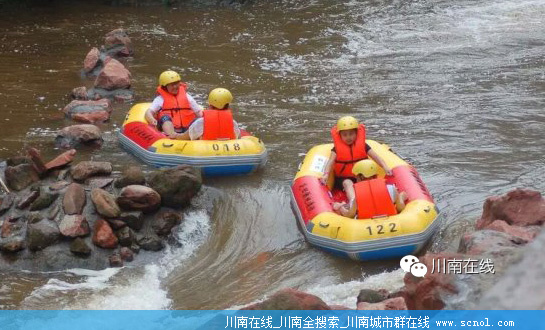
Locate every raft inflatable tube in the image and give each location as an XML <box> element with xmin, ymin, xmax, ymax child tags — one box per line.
<box><xmin>118</xmin><ymin>103</ymin><xmax>267</xmax><ymax>176</ymax></box>
<box><xmin>291</xmin><ymin>140</ymin><xmax>439</xmax><ymax>261</ymax></box>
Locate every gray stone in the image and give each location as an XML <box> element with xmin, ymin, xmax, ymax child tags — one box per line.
<box><xmin>29</xmin><ymin>189</ymin><xmax>59</xmax><ymax>211</ymax></box>
<box><xmin>90</xmin><ymin>188</ymin><xmax>120</xmax><ymax>218</ymax></box>
<box><xmin>114</xmin><ymin>166</ymin><xmax>145</xmax><ymax>188</ymax></box>
<box><xmin>27</xmin><ymin>218</ymin><xmax>60</xmax><ymax>251</ymax></box>
<box><xmin>5</xmin><ymin>164</ymin><xmax>39</xmax><ymax>191</ymax></box>
<box><xmin>70</xmin><ymin>237</ymin><xmax>91</xmax><ymax>256</ymax></box>
<box><xmin>63</xmin><ymin>183</ymin><xmax>86</xmax><ymax>215</ymax></box>
<box><xmin>148</xmin><ymin>165</ymin><xmax>202</xmax><ymax>208</ymax></box>
<box><xmin>152</xmin><ymin>211</ymin><xmax>182</xmax><ymax>236</ymax></box>
<box><xmin>137</xmin><ymin>235</ymin><xmax>164</xmax><ymax>251</ymax></box>
<box><xmin>70</xmin><ymin>161</ymin><xmax>112</xmax><ymax>182</ymax></box>
<box><xmin>119</xmin><ymin>211</ymin><xmax>144</xmax><ymax>231</ymax></box>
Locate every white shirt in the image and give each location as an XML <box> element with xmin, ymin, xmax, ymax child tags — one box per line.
<box><xmin>188</xmin><ymin>118</ymin><xmax>241</xmax><ymax>141</ymax></box>
<box><xmin>148</xmin><ymin>94</ymin><xmax>203</xmax><ymax>117</ymax></box>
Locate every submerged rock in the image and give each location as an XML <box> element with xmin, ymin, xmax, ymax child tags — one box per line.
<box><xmin>242</xmin><ymin>288</ymin><xmax>331</xmax><ymax>310</ymax></box>
<box><xmin>62</xmin><ymin>99</ymin><xmax>112</xmax><ymax>124</ymax></box>
<box><xmin>55</xmin><ymin>125</ymin><xmax>103</xmax><ymax>149</ymax></box>
<box><xmin>94</xmin><ymin>58</ymin><xmax>131</xmax><ymax>90</ymax></box>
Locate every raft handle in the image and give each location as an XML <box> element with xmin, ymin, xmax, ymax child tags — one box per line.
<box><xmin>319</xmin><ymin>222</ymin><xmax>329</xmax><ymax>228</ymax></box>
<box><xmin>162</xmin><ymin>143</ymin><xmax>174</xmax><ymax>148</ymax></box>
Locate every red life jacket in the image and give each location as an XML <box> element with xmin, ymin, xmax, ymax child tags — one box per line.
<box><xmin>331</xmin><ymin>124</ymin><xmax>367</xmax><ymax>178</ymax></box>
<box><xmin>202</xmin><ymin>109</ymin><xmax>236</xmax><ymax>140</ymax></box>
<box><xmin>156</xmin><ymin>84</ymin><xmax>196</xmax><ymax>130</ymax></box>
<box><xmin>354</xmin><ymin>178</ymin><xmax>398</xmax><ymax>219</ymax></box>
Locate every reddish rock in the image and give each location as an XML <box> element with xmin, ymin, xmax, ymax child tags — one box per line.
<box><xmin>0</xmin><ymin>194</ymin><xmax>15</xmax><ymax>216</ymax></box>
<box><xmin>402</xmin><ymin>253</ymin><xmax>461</xmax><ymax>310</ymax></box>
<box><xmin>71</xmin><ymin>161</ymin><xmax>112</xmax><ymax>181</ymax></box>
<box><xmin>242</xmin><ymin>288</ymin><xmax>331</xmax><ymax>310</ymax></box>
<box><xmin>104</xmin><ymin>29</ymin><xmax>133</xmax><ymax>56</ymax></box>
<box><xmin>476</xmin><ymin>189</ymin><xmax>545</xmax><ymax>229</ymax></box>
<box><xmin>62</xmin><ymin>99</ymin><xmax>112</xmax><ymax>124</ymax></box>
<box><xmin>86</xmin><ymin>177</ymin><xmax>114</xmax><ymax>189</ymax></box>
<box><xmin>94</xmin><ymin>58</ymin><xmax>131</xmax><ymax>90</ymax></box>
<box><xmin>116</xmin><ymin>185</ymin><xmax>161</xmax><ymax>213</ymax></box>
<box><xmin>152</xmin><ymin>210</ymin><xmax>182</xmax><ymax>236</ymax></box>
<box><xmin>83</xmin><ymin>47</ymin><xmax>100</xmax><ymax>73</ymax></box>
<box><xmin>59</xmin><ymin>214</ymin><xmax>90</xmax><ymax>238</ymax></box>
<box><xmin>45</xmin><ymin>149</ymin><xmax>77</xmax><ymax>170</ymax></box>
<box><xmin>91</xmin><ymin>188</ymin><xmax>121</xmax><ymax>218</ymax></box>
<box><xmin>27</xmin><ymin>147</ymin><xmax>47</xmax><ymax>176</ymax></box>
<box><xmin>483</xmin><ymin>220</ymin><xmax>541</xmax><ymax>243</ymax></box>
<box><xmin>357</xmin><ymin>297</ymin><xmax>408</xmax><ymax>310</ymax></box>
<box><xmin>49</xmin><ymin>181</ymin><xmax>71</xmax><ymax>191</ymax></box>
<box><xmin>1</xmin><ymin>216</ymin><xmax>22</xmax><ymax>238</ymax></box>
<box><xmin>458</xmin><ymin>230</ymin><xmax>525</xmax><ymax>255</ymax></box>
<box><xmin>93</xmin><ymin>219</ymin><xmax>118</xmax><ymax>249</ymax></box>
<box><xmin>56</xmin><ymin>125</ymin><xmax>102</xmax><ymax>150</ymax></box>
<box><xmin>16</xmin><ymin>189</ymin><xmax>40</xmax><ymax>209</ymax></box>
<box><xmin>63</xmin><ymin>183</ymin><xmax>86</xmax><ymax>215</ymax></box>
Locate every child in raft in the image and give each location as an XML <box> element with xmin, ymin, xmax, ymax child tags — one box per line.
<box><xmin>321</xmin><ymin>116</ymin><xmax>392</xmax><ymax>195</ymax></box>
<box><xmin>144</xmin><ymin>70</ymin><xmax>204</xmax><ymax>139</ymax></box>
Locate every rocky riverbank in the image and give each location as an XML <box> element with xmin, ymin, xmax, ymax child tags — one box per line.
<box><xmin>245</xmin><ymin>188</ymin><xmax>545</xmax><ymax>310</ymax></box>
<box><xmin>0</xmin><ymin>148</ymin><xmax>201</xmax><ymax>271</ymax></box>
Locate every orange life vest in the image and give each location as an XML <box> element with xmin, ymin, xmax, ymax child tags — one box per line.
<box><xmin>202</xmin><ymin>109</ymin><xmax>236</xmax><ymax>140</ymax></box>
<box><xmin>354</xmin><ymin>178</ymin><xmax>398</xmax><ymax>219</ymax></box>
<box><xmin>156</xmin><ymin>84</ymin><xmax>196</xmax><ymax>130</ymax></box>
<box><xmin>331</xmin><ymin>124</ymin><xmax>367</xmax><ymax>178</ymax></box>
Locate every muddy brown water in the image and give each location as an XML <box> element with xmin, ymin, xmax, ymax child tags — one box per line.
<box><xmin>0</xmin><ymin>0</ymin><xmax>544</xmax><ymax>309</ymax></box>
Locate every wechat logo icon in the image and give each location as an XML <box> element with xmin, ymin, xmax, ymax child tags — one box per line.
<box><xmin>400</xmin><ymin>255</ymin><xmax>427</xmax><ymax>277</ymax></box>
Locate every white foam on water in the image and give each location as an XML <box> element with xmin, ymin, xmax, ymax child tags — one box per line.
<box><xmin>305</xmin><ymin>269</ymin><xmax>406</xmax><ymax>309</ymax></box>
<box><xmin>22</xmin><ymin>210</ymin><xmax>211</xmax><ymax>310</ymax></box>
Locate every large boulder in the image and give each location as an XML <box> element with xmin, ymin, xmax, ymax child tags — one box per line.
<box><xmin>4</xmin><ymin>164</ymin><xmax>39</xmax><ymax>191</ymax></box>
<box><xmin>63</xmin><ymin>183</ymin><xmax>86</xmax><ymax>215</ymax></box>
<box><xmin>148</xmin><ymin>165</ymin><xmax>202</xmax><ymax>208</ymax></box>
<box><xmin>71</xmin><ymin>161</ymin><xmax>112</xmax><ymax>182</ymax></box>
<box><xmin>92</xmin><ymin>219</ymin><xmax>118</xmax><ymax>249</ymax></box>
<box><xmin>476</xmin><ymin>189</ymin><xmax>545</xmax><ymax>229</ymax></box>
<box><xmin>114</xmin><ymin>166</ymin><xmax>145</xmax><ymax>188</ymax></box>
<box><xmin>91</xmin><ymin>188</ymin><xmax>120</xmax><ymax>218</ymax></box>
<box><xmin>116</xmin><ymin>185</ymin><xmax>161</xmax><ymax>213</ymax></box>
<box><xmin>94</xmin><ymin>58</ymin><xmax>131</xmax><ymax>90</ymax></box>
<box><xmin>458</xmin><ymin>230</ymin><xmax>526</xmax><ymax>256</ymax></box>
<box><xmin>27</xmin><ymin>218</ymin><xmax>60</xmax><ymax>251</ymax></box>
<box><xmin>55</xmin><ymin>125</ymin><xmax>103</xmax><ymax>149</ymax></box>
<box><xmin>242</xmin><ymin>288</ymin><xmax>331</xmax><ymax>310</ymax></box>
<box><xmin>62</xmin><ymin>99</ymin><xmax>112</xmax><ymax>124</ymax></box>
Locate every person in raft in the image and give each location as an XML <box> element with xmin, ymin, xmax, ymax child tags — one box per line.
<box><xmin>321</xmin><ymin>116</ymin><xmax>392</xmax><ymax>191</ymax></box>
<box><xmin>333</xmin><ymin>159</ymin><xmax>406</xmax><ymax>218</ymax></box>
<box><xmin>144</xmin><ymin>70</ymin><xmax>204</xmax><ymax>139</ymax></box>
<box><xmin>177</xmin><ymin>88</ymin><xmax>241</xmax><ymax>140</ymax></box>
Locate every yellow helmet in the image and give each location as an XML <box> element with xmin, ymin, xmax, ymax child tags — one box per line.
<box><xmin>208</xmin><ymin>88</ymin><xmax>233</xmax><ymax>109</ymax></box>
<box><xmin>336</xmin><ymin>116</ymin><xmax>359</xmax><ymax>131</ymax></box>
<box><xmin>352</xmin><ymin>159</ymin><xmax>379</xmax><ymax>178</ymax></box>
<box><xmin>158</xmin><ymin>70</ymin><xmax>181</xmax><ymax>87</ymax></box>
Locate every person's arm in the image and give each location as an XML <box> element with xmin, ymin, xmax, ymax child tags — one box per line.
<box><xmin>145</xmin><ymin>96</ymin><xmax>162</xmax><ymax>125</ymax></box>
<box><xmin>368</xmin><ymin>149</ymin><xmax>392</xmax><ymax>176</ymax></box>
<box><xmin>187</xmin><ymin>94</ymin><xmax>204</xmax><ymax>117</ymax></box>
<box><xmin>321</xmin><ymin>150</ymin><xmax>336</xmax><ymax>184</ymax></box>
<box><xmin>394</xmin><ymin>190</ymin><xmax>407</xmax><ymax>212</ymax></box>
<box><xmin>233</xmin><ymin>120</ymin><xmax>241</xmax><ymax>139</ymax></box>
<box><xmin>338</xmin><ymin>199</ymin><xmax>357</xmax><ymax>218</ymax></box>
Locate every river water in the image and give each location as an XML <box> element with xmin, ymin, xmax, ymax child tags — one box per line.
<box><xmin>0</xmin><ymin>0</ymin><xmax>544</xmax><ymax>309</ymax></box>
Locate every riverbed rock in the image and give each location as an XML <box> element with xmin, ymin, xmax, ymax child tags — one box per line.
<box><xmin>26</xmin><ymin>218</ymin><xmax>60</xmax><ymax>251</ymax></box>
<box><xmin>29</xmin><ymin>188</ymin><xmax>59</xmax><ymax>211</ymax></box>
<box><xmin>357</xmin><ymin>297</ymin><xmax>407</xmax><ymax>310</ymax></box>
<box><xmin>356</xmin><ymin>289</ymin><xmax>388</xmax><ymax>304</ymax></box>
<box><xmin>70</xmin><ymin>237</ymin><xmax>91</xmax><ymax>256</ymax></box>
<box><xmin>27</xmin><ymin>147</ymin><xmax>47</xmax><ymax>177</ymax></box>
<box><xmin>458</xmin><ymin>230</ymin><xmax>526</xmax><ymax>256</ymax></box>
<box><xmin>45</xmin><ymin>149</ymin><xmax>77</xmax><ymax>170</ymax></box>
<box><xmin>94</xmin><ymin>58</ymin><xmax>131</xmax><ymax>90</ymax></box>
<box><xmin>116</xmin><ymin>185</ymin><xmax>161</xmax><ymax>213</ymax></box>
<box><xmin>476</xmin><ymin>189</ymin><xmax>545</xmax><ymax>229</ymax></box>
<box><xmin>0</xmin><ymin>217</ymin><xmax>25</xmax><ymax>253</ymax></box>
<box><xmin>153</xmin><ymin>210</ymin><xmax>182</xmax><ymax>236</ymax></box>
<box><xmin>483</xmin><ymin>220</ymin><xmax>541</xmax><ymax>243</ymax></box>
<box><xmin>402</xmin><ymin>253</ymin><xmax>461</xmax><ymax>310</ymax></box>
<box><xmin>62</xmin><ymin>99</ymin><xmax>112</xmax><ymax>124</ymax></box>
<box><xmin>119</xmin><ymin>246</ymin><xmax>134</xmax><ymax>262</ymax></box>
<box><xmin>104</xmin><ymin>29</ymin><xmax>133</xmax><ymax>57</ymax></box>
<box><xmin>0</xmin><ymin>235</ymin><xmax>25</xmax><ymax>253</ymax></box>
<box><xmin>83</xmin><ymin>47</ymin><xmax>100</xmax><ymax>73</ymax></box>
<box><xmin>16</xmin><ymin>189</ymin><xmax>40</xmax><ymax>210</ymax></box>
<box><xmin>109</xmin><ymin>253</ymin><xmax>123</xmax><ymax>267</ymax></box>
<box><xmin>86</xmin><ymin>177</ymin><xmax>114</xmax><ymax>189</ymax></box>
<box><xmin>148</xmin><ymin>165</ymin><xmax>202</xmax><ymax>208</ymax></box>
<box><xmin>242</xmin><ymin>288</ymin><xmax>331</xmax><ymax>310</ymax></box>
<box><xmin>115</xmin><ymin>226</ymin><xmax>136</xmax><ymax>247</ymax></box>
<box><xmin>59</xmin><ymin>215</ymin><xmax>90</xmax><ymax>238</ymax></box>
<box><xmin>63</xmin><ymin>183</ymin><xmax>86</xmax><ymax>215</ymax></box>
<box><xmin>71</xmin><ymin>86</ymin><xmax>89</xmax><ymax>100</ymax></box>
<box><xmin>0</xmin><ymin>193</ymin><xmax>15</xmax><ymax>216</ymax></box>
<box><xmin>71</xmin><ymin>161</ymin><xmax>112</xmax><ymax>182</ymax></box>
<box><xmin>5</xmin><ymin>164</ymin><xmax>39</xmax><ymax>191</ymax></box>
<box><xmin>118</xmin><ymin>211</ymin><xmax>144</xmax><ymax>231</ymax></box>
<box><xmin>92</xmin><ymin>219</ymin><xmax>118</xmax><ymax>249</ymax></box>
<box><xmin>114</xmin><ymin>166</ymin><xmax>145</xmax><ymax>188</ymax></box>
<box><xmin>86</xmin><ymin>87</ymin><xmax>134</xmax><ymax>103</ymax></box>
<box><xmin>137</xmin><ymin>234</ymin><xmax>163</xmax><ymax>251</ymax></box>
<box><xmin>56</xmin><ymin>125</ymin><xmax>103</xmax><ymax>149</ymax></box>
<box><xmin>91</xmin><ymin>188</ymin><xmax>120</xmax><ymax>218</ymax></box>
